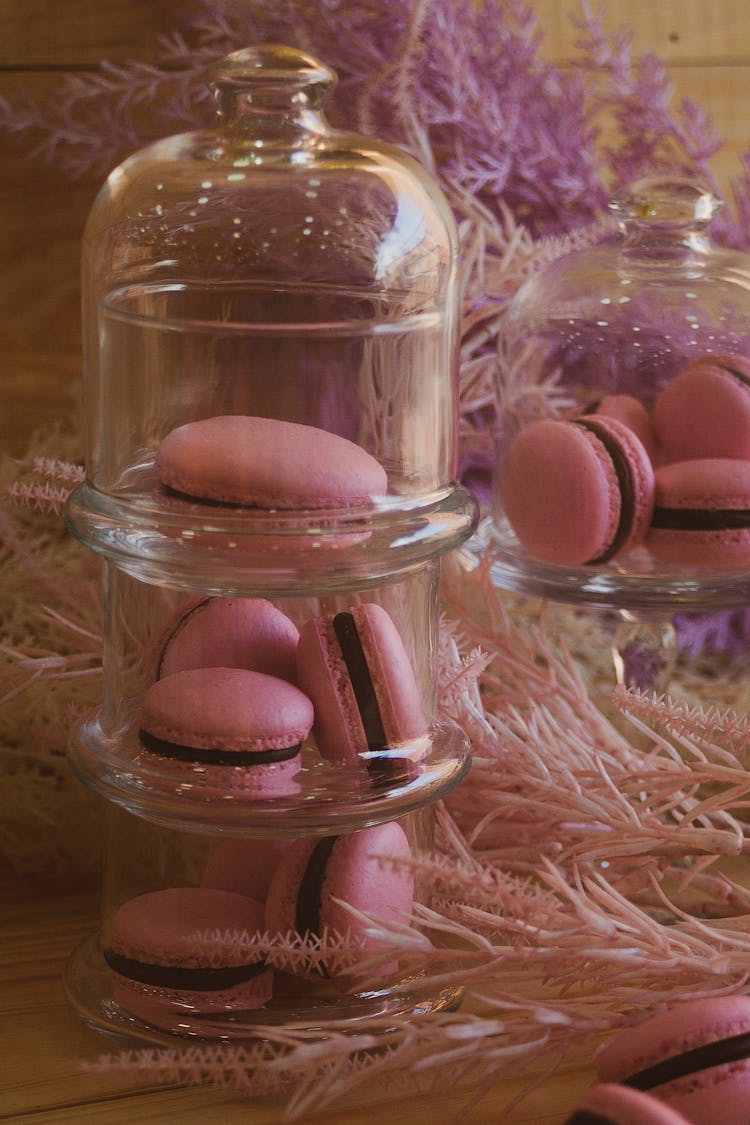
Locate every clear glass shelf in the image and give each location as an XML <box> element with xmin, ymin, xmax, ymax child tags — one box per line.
<box><xmin>460</xmin><ymin>515</ymin><xmax>750</xmax><ymax>613</ymax></box>
<box><xmin>65</xmin><ymin>933</ymin><xmax>462</xmax><ymax>1044</ymax></box>
<box><xmin>68</xmin><ymin>714</ymin><xmax>471</xmax><ymax>835</ymax></box>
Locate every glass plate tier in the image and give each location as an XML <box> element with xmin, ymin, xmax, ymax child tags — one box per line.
<box><xmin>66</xmin><ymin>482</ymin><xmax>478</xmax><ymax>597</ymax></box>
<box><xmin>68</xmin><ymin>714</ymin><xmax>471</xmax><ymax>836</ymax></box>
<box><xmin>459</xmin><ymin>515</ymin><xmax>750</xmax><ymax>613</ymax></box>
<box><xmin>65</xmin><ymin>933</ymin><xmax>462</xmax><ymax>1044</ymax></box>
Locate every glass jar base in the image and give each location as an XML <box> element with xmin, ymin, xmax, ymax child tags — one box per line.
<box><xmin>65</xmin><ymin>933</ymin><xmax>463</xmax><ymax>1045</ymax></box>
<box><xmin>459</xmin><ymin>515</ymin><xmax>750</xmax><ymax>612</ymax></box>
<box><xmin>66</xmin><ymin>483</ymin><xmax>478</xmax><ymax>596</ymax></box>
<box><xmin>68</xmin><ymin>716</ymin><xmax>471</xmax><ymax>835</ymax></box>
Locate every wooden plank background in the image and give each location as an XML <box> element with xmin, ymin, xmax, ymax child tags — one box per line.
<box><xmin>2</xmin><ymin>0</ymin><xmax>750</xmax><ymax>457</ymax></box>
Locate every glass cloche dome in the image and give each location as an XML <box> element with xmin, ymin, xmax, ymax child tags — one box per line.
<box><xmin>68</xmin><ymin>45</ymin><xmax>476</xmax><ymax>593</ymax></box>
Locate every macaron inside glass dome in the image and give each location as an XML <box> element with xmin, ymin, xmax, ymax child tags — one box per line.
<box><xmin>580</xmin><ymin>393</ymin><xmax>657</xmax><ymax>463</ymax></box>
<box><xmin>500</xmin><ymin>415</ymin><xmax>655</xmax><ymax>567</ymax></box>
<box><xmin>154</xmin><ymin>415</ymin><xmax>388</xmax><ymax>509</ymax></box>
<box><xmin>104</xmin><ymin>887</ymin><xmax>272</xmax><ymax>1035</ymax></box>
<box><xmin>138</xmin><ymin>666</ymin><xmax>313</xmax><ymax>796</ymax></box>
<box><xmin>151</xmin><ymin>595</ymin><xmax>300</xmax><ymax>683</ymax></box>
<box><xmin>646</xmin><ymin>458</ymin><xmax>750</xmax><ymax>568</ymax></box>
<box><xmin>296</xmin><ymin>603</ymin><xmax>428</xmax><ymax>784</ymax></box>
<box><xmin>264</xmin><ymin>821</ymin><xmax>414</xmax><ymax>984</ymax></box>
<box><xmin>653</xmin><ymin>352</ymin><xmax>750</xmax><ymax>463</ymax></box>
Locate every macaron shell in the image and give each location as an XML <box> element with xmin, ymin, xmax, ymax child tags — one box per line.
<box><xmin>501</xmin><ymin>417</ymin><xmax>654</xmax><ymax>566</ymax></box>
<box><xmin>590</xmin><ymin>394</ymin><xmax>656</xmax><ymax>462</ymax></box>
<box><xmin>653</xmin><ymin>353</ymin><xmax>750</xmax><ymax>462</ymax></box>
<box><xmin>108</xmin><ymin>887</ymin><xmax>272</xmax><ymax>1028</ymax></box>
<box><xmin>296</xmin><ymin>605</ymin><xmax>427</xmax><ymax>769</ymax></box>
<box><xmin>140</xmin><ymin>667</ymin><xmax>314</xmax><ymax>752</ymax></box>
<box><xmin>321</xmin><ymin>821</ymin><xmax>414</xmax><ymax>943</ymax></box>
<box><xmin>564</xmin><ymin>1083</ymin><xmax>691</xmax><ymax>1124</ymax></box>
<box><xmin>264</xmin><ymin>837</ymin><xmax>318</xmax><ymax>936</ymax></box>
<box><xmin>646</xmin><ymin>458</ymin><xmax>750</xmax><ymax>567</ymax></box>
<box><xmin>155</xmin><ymin>415</ymin><xmax>388</xmax><ymax>508</ymax></box>
<box><xmin>201</xmin><ymin>837</ymin><xmax>294</xmax><ymax>903</ymax></box>
<box><xmin>111</xmin><ymin>968</ymin><xmax>273</xmax><ymax>1032</ymax></box>
<box><xmin>351</xmin><ymin>604</ymin><xmax>427</xmax><ymax>745</ymax></box>
<box><xmin>108</xmin><ymin>887</ymin><xmax>266</xmax><ymax>968</ymax></box>
<box><xmin>264</xmin><ymin>823</ymin><xmax>414</xmax><ymax>976</ymax></box>
<box><xmin>154</xmin><ymin>596</ymin><xmax>299</xmax><ymax>683</ymax></box>
<box><xmin>596</xmin><ymin>996</ymin><xmax>750</xmax><ymax>1125</ymax></box>
<box><xmin>296</xmin><ymin>616</ymin><xmax>360</xmax><ymax>767</ymax></box>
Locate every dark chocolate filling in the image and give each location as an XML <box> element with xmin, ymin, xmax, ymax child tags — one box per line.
<box><xmin>651</xmin><ymin>507</ymin><xmax>750</xmax><ymax>531</ymax></box>
<box><xmin>333</xmin><ymin>612</ymin><xmax>387</xmax><ymax>751</ymax></box>
<box><xmin>156</xmin><ymin>597</ymin><xmax>211</xmax><ymax>678</ymax></box>
<box><xmin>332</xmin><ymin>612</ymin><xmax>406</xmax><ymax>787</ymax></box>
<box><xmin>719</xmin><ymin>362</ymin><xmax>750</xmax><ymax>389</ymax></box>
<box><xmin>573</xmin><ymin>418</ymin><xmax>636</xmax><ymax>565</ymax></box>
<box><xmin>138</xmin><ymin>730</ymin><xmax>301</xmax><ymax>767</ymax></box>
<box><xmin>104</xmin><ymin>948</ymin><xmax>267</xmax><ymax>991</ymax></box>
<box><xmin>295</xmin><ymin>836</ymin><xmax>338</xmax><ymax>978</ymax></box>
<box><xmin>624</xmin><ymin>1029</ymin><xmax>750</xmax><ymax>1092</ymax></box>
<box><xmin>563</xmin><ymin>1113</ymin><xmax>615</xmax><ymax>1125</ymax></box>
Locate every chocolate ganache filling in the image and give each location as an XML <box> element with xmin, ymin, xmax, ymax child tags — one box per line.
<box><xmin>573</xmin><ymin>418</ymin><xmax>636</xmax><ymax>565</ymax></box>
<box><xmin>332</xmin><ymin>611</ymin><xmax>408</xmax><ymax>786</ymax></box>
<box><xmin>103</xmin><ymin>948</ymin><xmax>267</xmax><ymax>991</ymax></box>
<box><xmin>650</xmin><ymin>507</ymin><xmax>750</xmax><ymax>531</ymax></box>
<box><xmin>720</xmin><ymin>361</ymin><xmax>750</xmax><ymax>388</ymax></box>
<box><xmin>295</xmin><ymin>836</ymin><xmax>338</xmax><ymax>977</ymax></box>
<box><xmin>332</xmin><ymin>612</ymin><xmax>387</xmax><ymax>750</ymax></box>
<box><xmin>623</xmin><ymin>1029</ymin><xmax>750</xmax><ymax>1091</ymax></box>
<box><xmin>138</xmin><ymin>730</ymin><xmax>301</xmax><ymax>767</ymax></box>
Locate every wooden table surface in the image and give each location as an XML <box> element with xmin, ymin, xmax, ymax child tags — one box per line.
<box><xmin>1</xmin><ymin>3</ymin><xmax>748</xmax><ymax>1121</ymax></box>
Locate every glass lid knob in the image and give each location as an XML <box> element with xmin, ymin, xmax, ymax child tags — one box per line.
<box><xmin>609</xmin><ymin>176</ymin><xmax>722</xmax><ymax>231</ymax></box>
<box><xmin>207</xmin><ymin>45</ymin><xmax>337</xmax><ymax>124</ymax></box>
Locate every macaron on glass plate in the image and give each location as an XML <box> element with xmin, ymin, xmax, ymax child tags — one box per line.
<box><xmin>66</xmin><ymin>409</ymin><xmax>478</xmax><ymax>596</ymax></box>
<box><xmin>69</xmin><ymin>709</ymin><xmax>470</xmax><ymax>834</ymax></box>
<box><xmin>64</xmin><ymin>813</ymin><xmax>463</xmax><ymax>1043</ymax></box>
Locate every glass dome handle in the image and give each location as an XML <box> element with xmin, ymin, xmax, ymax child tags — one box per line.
<box><xmin>206</xmin><ymin>45</ymin><xmax>337</xmax><ymax>126</ymax></box>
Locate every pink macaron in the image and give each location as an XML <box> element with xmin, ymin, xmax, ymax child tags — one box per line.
<box><xmin>201</xmin><ymin>837</ymin><xmax>294</xmax><ymax>904</ymax></box>
<box><xmin>154</xmin><ymin>415</ymin><xmax>388</xmax><ymax>509</ymax></box>
<box><xmin>264</xmin><ymin>821</ymin><xmax>414</xmax><ymax>980</ymax></box>
<box><xmin>152</xmin><ymin>596</ymin><xmax>299</xmax><ymax>683</ymax></box>
<box><xmin>139</xmin><ymin>667</ymin><xmax>313</xmax><ymax>794</ymax></box>
<box><xmin>105</xmin><ymin>887</ymin><xmax>272</xmax><ymax>1034</ymax></box>
<box><xmin>563</xmin><ymin>1083</ymin><xmax>691</xmax><ymax>1124</ymax></box>
<box><xmin>595</xmin><ymin>996</ymin><xmax>750</xmax><ymax>1125</ymax></box>
<box><xmin>296</xmin><ymin>603</ymin><xmax>427</xmax><ymax>781</ymax></box>
<box><xmin>500</xmin><ymin>416</ymin><xmax>655</xmax><ymax>566</ymax></box>
<box><xmin>582</xmin><ymin>394</ymin><xmax>656</xmax><ymax>463</ymax></box>
<box><xmin>653</xmin><ymin>353</ymin><xmax>750</xmax><ymax>463</ymax></box>
<box><xmin>646</xmin><ymin>458</ymin><xmax>750</xmax><ymax>567</ymax></box>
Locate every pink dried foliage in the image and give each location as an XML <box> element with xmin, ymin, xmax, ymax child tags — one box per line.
<box><xmin>3</xmin><ymin>1</ymin><xmax>749</xmax><ymax>243</ymax></box>
<box><xmin>85</xmin><ymin>556</ymin><xmax>750</xmax><ymax>1117</ymax></box>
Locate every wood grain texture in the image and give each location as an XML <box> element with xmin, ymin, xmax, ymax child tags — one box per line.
<box><xmin>0</xmin><ymin>0</ymin><xmax>185</xmax><ymax>67</ymax></box>
<box><xmin>533</xmin><ymin>0</ymin><xmax>750</xmax><ymax>63</ymax></box>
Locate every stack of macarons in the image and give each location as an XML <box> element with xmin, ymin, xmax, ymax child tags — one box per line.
<box><xmin>107</xmin><ymin>821</ymin><xmax>415</xmax><ymax>1031</ymax></box>
<box><xmin>137</xmin><ymin>595</ymin><xmax>428</xmax><ymax>790</ymax></box>
<box><xmin>500</xmin><ymin>352</ymin><xmax>750</xmax><ymax>569</ymax></box>
<box><xmin>562</xmin><ymin>994</ymin><xmax>750</xmax><ymax>1124</ymax></box>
